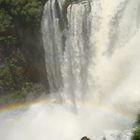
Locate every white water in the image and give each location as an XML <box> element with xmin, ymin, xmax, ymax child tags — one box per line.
<box><xmin>42</xmin><ymin>0</ymin><xmax>140</xmax><ymax>117</ymax></box>
<box><xmin>0</xmin><ymin>0</ymin><xmax>140</xmax><ymax>140</ymax></box>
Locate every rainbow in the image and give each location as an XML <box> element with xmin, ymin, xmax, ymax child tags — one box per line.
<box><xmin>0</xmin><ymin>98</ymin><xmax>137</xmax><ymax>122</ymax></box>
<box><xmin>0</xmin><ymin>99</ymin><xmax>42</xmax><ymax>115</ymax></box>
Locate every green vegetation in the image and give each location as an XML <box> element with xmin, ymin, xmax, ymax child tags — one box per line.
<box><xmin>132</xmin><ymin>126</ymin><xmax>140</xmax><ymax>140</ymax></box>
<box><xmin>0</xmin><ymin>83</ymin><xmax>45</xmax><ymax>105</ymax></box>
<box><xmin>0</xmin><ymin>43</ymin><xmax>46</xmax><ymax>105</ymax></box>
<box><xmin>0</xmin><ymin>0</ymin><xmax>46</xmax><ymax>43</ymax></box>
<box><xmin>0</xmin><ymin>0</ymin><xmax>49</xmax><ymax>97</ymax></box>
<box><xmin>0</xmin><ymin>48</ymin><xmax>27</xmax><ymax>92</ymax></box>
<box><xmin>132</xmin><ymin>115</ymin><xmax>140</xmax><ymax>140</ymax></box>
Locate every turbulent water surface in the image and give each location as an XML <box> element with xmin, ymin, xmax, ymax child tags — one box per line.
<box><xmin>0</xmin><ymin>0</ymin><xmax>140</xmax><ymax>140</ymax></box>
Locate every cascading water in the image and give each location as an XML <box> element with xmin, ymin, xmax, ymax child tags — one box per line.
<box><xmin>42</xmin><ymin>0</ymin><xmax>140</xmax><ymax>107</ymax></box>
<box><xmin>0</xmin><ymin>0</ymin><xmax>140</xmax><ymax>140</ymax></box>
<box><xmin>42</xmin><ymin>0</ymin><xmax>140</xmax><ymax>138</ymax></box>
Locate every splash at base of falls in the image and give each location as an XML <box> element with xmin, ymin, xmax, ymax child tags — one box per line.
<box><xmin>0</xmin><ymin>99</ymin><xmax>135</xmax><ymax>140</ymax></box>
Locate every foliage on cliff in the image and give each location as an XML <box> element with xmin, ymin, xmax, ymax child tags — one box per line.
<box><xmin>0</xmin><ymin>48</ymin><xmax>27</xmax><ymax>92</ymax></box>
<box><xmin>0</xmin><ymin>0</ymin><xmax>49</xmax><ymax>95</ymax></box>
<box><xmin>0</xmin><ymin>0</ymin><xmax>46</xmax><ymax>43</ymax></box>
<box><xmin>132</xmin><ymin>115</ymin><xmax>140</xmax><ymax>140</ymax></box>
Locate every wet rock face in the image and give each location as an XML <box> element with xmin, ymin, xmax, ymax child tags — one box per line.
<box><xmin>81</xmin><ymin>136</ymin><xmax>90</xmax><ymax>140</ymax></box>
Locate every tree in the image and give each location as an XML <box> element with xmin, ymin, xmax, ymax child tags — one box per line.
<box><xmin>0</xmin><ymin>0</ymin><xmax>49</xmax><ymax>93</ymax></box>
<box><xmin>132</xmin><ymin>115</ymin><xmax>140</xmax><ymax>140</ymax></box>
<box><xmin>132</xmin><ymin>126</ymin><xmax>140</xmax><ymax>140</ymax></box>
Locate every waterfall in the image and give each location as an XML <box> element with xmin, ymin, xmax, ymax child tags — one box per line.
<box><xmin>42</xmin><ymin>0</ymin><xmax>140</xmax><ymax>139</ymax></box>
<box><xmin>42</xmin><ymin>0</ymin><xmax>64</xmax><ymax>92</ymax></box>
<box><xmin>0</xmin><ymin>1</ymin><xmax>140</xmax><ymax>140</ymax></box>
<box><xmin>43</xmin><ymin>0</ymin><xmax>140</xmax><ymax>107</ymax></box>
